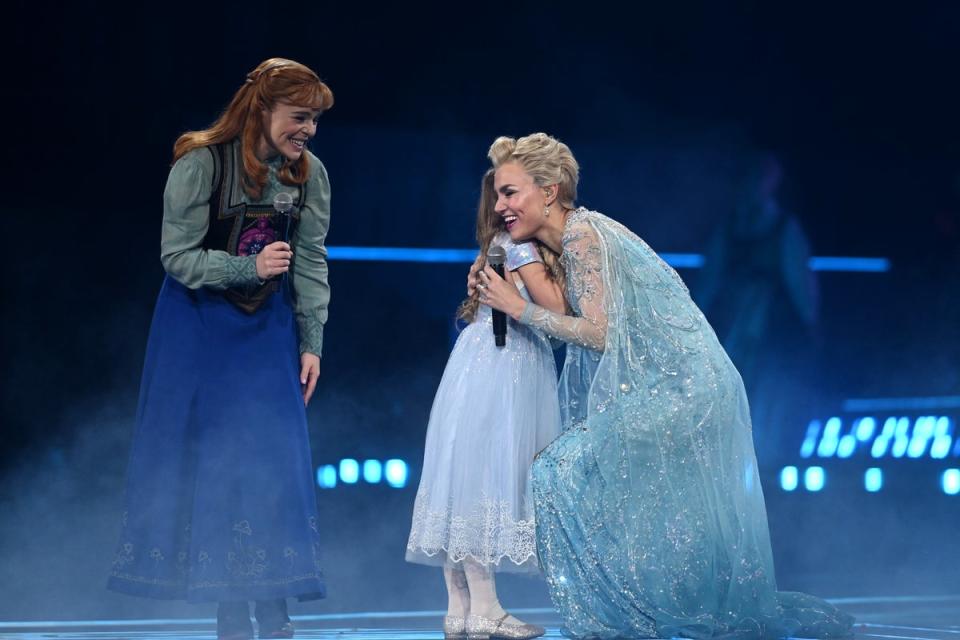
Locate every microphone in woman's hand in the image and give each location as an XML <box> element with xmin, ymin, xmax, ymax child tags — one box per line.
<box><xmin>274</xmin><ymin>192</ymin><xmax>295</xmax><ymax>291</ymax></box>
<box><xmin>273</xmin><ymin>192</ymin><xmax>294</xmax><ymax>244</ymax></box>
<box><xmin>487</xmin><ymin>246</ymin><xmax>507</xmax><ymax>347</ymax></box>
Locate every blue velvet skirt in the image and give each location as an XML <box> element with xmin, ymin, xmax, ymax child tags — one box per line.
<box><xmin>107</xmin><ymin>276</ymin><xmax>325</xmax><ymax>603</ymax></box>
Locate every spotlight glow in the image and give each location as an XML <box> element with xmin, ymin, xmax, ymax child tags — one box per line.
<box><xmin>800</xmin><ymin>420</ymin><xmax>821</xmax><ymax>459</ymax></box>
<box><xmin>864</xmin><ymin>468</ymin><xmax>883</xmax><ymax>492</ymax></box>
<box><xmin>806</xmin><ymin>413</ymin><xmax>960</xmax><ymax>463</ymax></box>
<box><xmin>931</xmin><ymin>435</ymin><xmax>953</xmax><ymax>459</ymax></box>
<box><xmin>891</xmin><ymin>417</ymin><xmax>911</xmax><ymax>458</ymax></box>
<box><xmin>943</xmin><ymin>469</ymin><xmax>960</xmax><ymax>496</ymax></box>
<box><xmin>855</xmin><ymin>417</ymin><xmax>877</xmax><ymax>441</ymax></box>
<box><xmin>907</xmin><ymin>416</ymin><xmax>934</xmax><ymax>458</ymax></box>
<box><xmin>837</xmin><ymin>435</ymin><xmax>857</xmax><ymax>458</ymax></box>
<box><xmin>317</xmin><ymin>465</ymin><xmax>337</xmax><ymax>489</ymax></box>
<box><xmin>780</xmin><ymin>466</ymin><xmax>799</xmax><ymax>492</ymax></box>
<box><xmin>385</xmin><ymin>459</ymin><xmax>409</xmax><ymax>488</ymax></box>
<box><xmin>804</xmin><ymin>467</ymin><xmax>826</xmax><ymax>492</ymax></box>
<box><xmin>817</xmin><ymin>418</ymin><xmax>842</xmax><ymax>458</ymax></box>
<box><xmin>871</xmin><ymin>417</ymin><xmax>897</xmax><ymax>458</ymax></box>
<box><xmin>931</xmin><ymin>418</ymin><xmax>953</xmax><ymax>459</ymax></box>
<box><xmin>339</xmin><ymin>458</ymin><xmax>360</xmax><ymax>484</ymax></box>
<box><xmin>363</xmin><ymin>460</ymin><xmax>383</xmax><ymax>484</ymax></box>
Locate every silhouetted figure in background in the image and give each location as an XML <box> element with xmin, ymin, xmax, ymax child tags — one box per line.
<box><xmin>929</xmin><ymin>171</ymin><xmax>960</xmax><ymax>392</ymax></box>
<box><xmin>696</xmin><ymin>153</ymin><xmax>820</xmax><ymax>460</ymax></box>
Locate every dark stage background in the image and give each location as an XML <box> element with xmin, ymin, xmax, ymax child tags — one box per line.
<box><xmin>1</xmin><ymin>1</ymin><xmax>959</xmax><ymax>624</ymax></box>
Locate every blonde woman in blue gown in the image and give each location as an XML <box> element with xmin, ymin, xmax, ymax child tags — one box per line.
<box><xmin>476</xmin><ymin>133</ymin><xmax>855</xmax><ymax>640</ymax></box>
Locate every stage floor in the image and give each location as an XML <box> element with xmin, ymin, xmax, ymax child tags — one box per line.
<box><xmin>0</xmin><ymin>596</ymin><xmax>956</xmax><ymax>640</ymax></box>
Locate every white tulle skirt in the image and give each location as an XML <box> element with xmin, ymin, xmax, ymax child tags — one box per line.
<box><xmin>406</xmin><ymin>302</ymin><xmax>561</xmax><ymax>573</ymax></box>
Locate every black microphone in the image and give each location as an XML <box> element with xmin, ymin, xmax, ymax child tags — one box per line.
<box><xmin>487</xmin><ymin>246</ymin><xmax>507</xmax><ymax>347</ymax></box>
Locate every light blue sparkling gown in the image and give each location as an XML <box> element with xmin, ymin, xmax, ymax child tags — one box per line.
<box><xmin>519</xmin><ymin>209</ymin><xmax>854</xmax><ymax>639</ymax></box>
<box><xmin>406</xmin><ymin>234</ymin><xmax>562</xmax><ymax>573</ymax></box>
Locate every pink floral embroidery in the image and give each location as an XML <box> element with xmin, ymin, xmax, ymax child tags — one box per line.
<box><xmin>238</xmin><ymin>219</ymin><xmax>276</xmax><ymax>256</ymax></box>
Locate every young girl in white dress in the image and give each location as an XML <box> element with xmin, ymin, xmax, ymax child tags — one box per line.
<box><xmin>406</xmin><ymin>170</ymin><xmax>566</xmax><ymax>640</ymax></box>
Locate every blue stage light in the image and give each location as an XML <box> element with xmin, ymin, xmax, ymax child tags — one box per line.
<box><xmin>931</xmin><ymin>435</ymin><xmax>953</xmax><ymax>459</ymax></box>
<box><xmin>808</xmin><ymin>256</ymin><xmax>891</xmax><ymax>272</ymax></box>
<box><xmin>935</xmin><ymin>416</ymin><xmax>952</xmax><ymax>436</ymax></box>
<box><xmin>837</xmin><ymin>435</ymin><xmax>857</xmax><ymax>458</ymax></box>
<box><xmin>339</xmin><ymin>459</ymin><xmax>360</xmax><ymax>484</ymax></box>
<box><xmin>871</xmin><ymin>417</ymin><xmax>897</xmax><ymax>458</ymax></box>
<box><xmin>327</xmin><ymin>246</ymin><xmax>478</xmax><ymax>263</ymax></box>
<box><xmin>363</xmin><ymin>460</ymin><xmax>383</xmax><ymax>484</ymax></box>
<box><xmin>324</xmin><ymin>246</ymin><xmax>890</xmax><ymax>273</ymax></box>
<box><xmin>864</xmin><ymin>468</ymin><xmax>883</xmax><ymax>492</ymax></box>
<box><xmin>807</xmin><ymin>413</ymin><xmax>959</xmax><ymax>464</ymax></box>
<box><xmin>780</xmin><ymin>466</ymin><xmax>799</xmax><ymax>491</ymax></box>
<box><xmin>817</xmin><ymin>418</ymin><xmax>842</xmax><ymax>458</ymax></box>
<box><xmin>908</xmin><ymin>416</ymin><xmax>936</xmax><ymax>458</ymax></box>
<box><xmin>804</xmin><ymin>467</ymin><xmax>826</xmax><ymax>492</ymax></box>
<box><xmin>317</xmin><ymin>465</ymin><xmax>337</xmax><ymax>489</ymax></box>
<box><xmin>929</xmin><ymin>417</ymin><xmax>953</xmax><ymax>460</ymax></box>
<box><xmin>943</xmin><ymin>469</ymin><xmax>960</xmax><ymax>495</ymax></box>
<box><xmin>855</xmin><ymin>417</ymin><xmax>877</xmax><ymax>441</ymax></box>
<box><xmin>930</xmin><ymin>417</ymin><xmax>952</xmax><ymax>459</ymax></box>
<box><xmin>843</xmin><ymin>396</ymin><xmax>960</xmax><ymax>412</ymax></box>
<box><xmin>385</xmin><ymin>459</ymin><xmax>409</xmax><ymax>488</ymax></box>
<box><xmin>660</xmin><ymin>253</ymin><xmax>705</xmax><ymax>268</ymax></box>
<box><xmin>800</xmin><ymin>420</ymin><xmax>821</xmax><ymax>458</ymax></box>
<box><xmin>891</xmin><ymin>417</ymin><xmax>911</xmax><ymax>458</ymax></box>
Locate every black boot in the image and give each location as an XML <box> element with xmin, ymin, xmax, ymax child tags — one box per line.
<box><xmin>255</xmin><ymin>598</ymin><xmax>294</xmax><ymax>638</ymax></box>
<box><xmin>217</xmin><ymin>601</ymin><xmax>253</xmax><ymax>640</ymax></box>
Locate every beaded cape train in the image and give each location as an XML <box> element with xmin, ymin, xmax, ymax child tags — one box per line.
<box><xmin>526</xmin><ymin>209</ymin><xmax>854</xmax><ymax>639</ymax></box>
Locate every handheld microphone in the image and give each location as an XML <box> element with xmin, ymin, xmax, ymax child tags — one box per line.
<box><xmin>273</xmin><ymin>192</ymin><xmax>294</xmax><ymax>244</ymax></box>
<box><xmin>487</xmin><ymin>245</ymin><xmax>507</xmax><ymax>347</ymax></box>
<box><xmin>273</xmin><ymin>192</ymin><xmax>294</xmax><ymax>292</ymax></box>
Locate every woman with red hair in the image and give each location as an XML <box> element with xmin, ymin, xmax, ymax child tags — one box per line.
<box><xmin>108</xmin><ymin>58</ymin><xmax>334</xmax><ymax>640</ymax></box>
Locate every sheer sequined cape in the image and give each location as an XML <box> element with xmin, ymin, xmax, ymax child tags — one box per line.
<box><xmin>524</xmin><ymin>209</ymin><xmax>854</xmax><ymax>639</ymax></box>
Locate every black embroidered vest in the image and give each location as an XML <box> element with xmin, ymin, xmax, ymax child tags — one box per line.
<box><xmin>202</xmin><ymin>143</ymin><xmax>305</xmax><ymax>313</ymax></box>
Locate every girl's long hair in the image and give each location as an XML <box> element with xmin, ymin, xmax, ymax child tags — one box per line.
<box><xmin>173</xmin><ymin>58</ymin><xmax>334</xmax><ymax>200</ymax></box>
<box><xmin>457</xmin><ymin>169</ymin><xmax>565</xmax><ymax>323</ymax></box>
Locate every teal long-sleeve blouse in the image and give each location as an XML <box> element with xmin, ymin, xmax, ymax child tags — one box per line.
<box><xmin>159</xmin><ymin>143</ymin><xmax>331</xmax><ymax>357</ymax></box>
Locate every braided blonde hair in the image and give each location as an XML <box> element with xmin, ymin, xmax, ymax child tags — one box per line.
<box><xmin>487</xmin><ymin>132</ymin><xmax>579</xmax><ymax>211</ymax></box>
<box><xmin>457</xmin><ymin>169</ymin><xmax>565</xmax><ymax>322</ymax></box>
